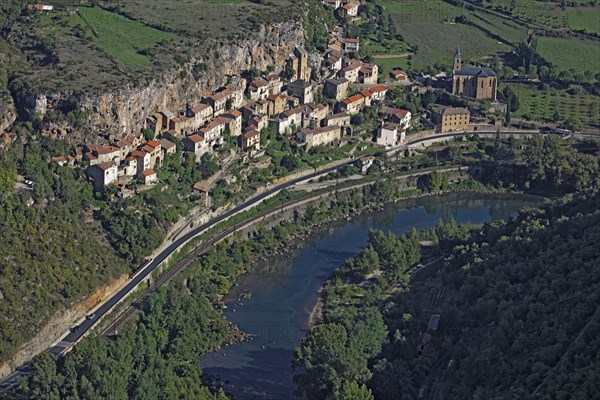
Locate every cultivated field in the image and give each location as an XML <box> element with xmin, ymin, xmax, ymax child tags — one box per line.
<box><xmin>536</xmin><ymin>36</ymin><xmax>600</xmax><ymax>76</ymax></box>
<box><xmin>484</xmin><ymin>0</ymin><xmax>567</xmax><ymax>29</ymax></box>
<box><xmin>508</xmin><ymin>83</ymin><xmax>600</xmax><ymax>129</ymax></box>
<box><xmin>567</xmin><ymin>6</ymin><xmax>600</xmax><ymax>34</ymax></box>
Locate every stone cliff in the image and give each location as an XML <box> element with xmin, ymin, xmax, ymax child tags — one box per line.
<box><xmin>12</xmin><ymin>21</ymin><xmax>309</xmax><ymax>141</ymax></box>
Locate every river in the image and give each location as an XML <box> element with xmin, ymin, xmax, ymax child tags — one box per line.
<box><xmin>201</xmin><ymin>193</ymin><xmax>544</xmax><ymax>399</ymax></box>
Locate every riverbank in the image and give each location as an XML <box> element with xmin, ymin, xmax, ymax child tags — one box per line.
<box><xmin>201</xmin><ymin>191</ymin><xmax>546</xmax><ymax>399</ymax></box>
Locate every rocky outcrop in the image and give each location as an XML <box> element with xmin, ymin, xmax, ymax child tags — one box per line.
<box><xmin>0</xmin><ymin>94</ymin><xmax>15</xmax><ymax>133</ymax></box>
<box><xmin>15</xmin><ymin>21</ymin><xmax>309</xmax><ymax>141</ymax></box>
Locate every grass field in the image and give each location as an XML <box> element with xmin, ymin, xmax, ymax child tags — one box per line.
<box><xmin>567</xmin><ymin>7</ymin><xmax>600</xmax><ymax>34</ymax></box>
<box><xmin>536</xmin><ymin>36</ymin><xmax>600</xmax><ymax>75</ymax></box>
<box><xmin>70</xmin><ymin>7</ymin><xmax>178</xmax><ymax>67</ymax></box>
<box><xmin>379</xmin><ymin>0</ymin><xmax>521</xmax><ymax>70</ymax></box>
<box><xmin>373</xmin><ymin>56</ymin><xmax>410</xmax><ymax>74</ymax></box>
<box><xmin>508</xmin><ymin>83</ymin><xmax>600</xmax><ymax>128</ymax></box>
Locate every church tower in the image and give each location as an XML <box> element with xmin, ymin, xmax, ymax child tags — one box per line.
<box><xmin>453</xmin><ymin>46</ymin><xmax>462</xmax><ymax>71</ymax></box>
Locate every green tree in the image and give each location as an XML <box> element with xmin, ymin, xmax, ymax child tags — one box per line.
<box><xmin>333</xmin><ymin>381</ymin><xmax>375</xmax><ymax>400</ymax></box>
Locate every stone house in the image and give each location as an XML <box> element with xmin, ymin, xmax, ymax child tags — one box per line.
<box><xmin>141</xmin><ymin>140</ymin><xmax>162</xmax><ymax>168</ymax></box>
<box><xmin>368</xmin><ymin>84</ymin><xmax>388</xmax><ymax>102</ymax></box>
<box><xmin>131</xmin><ymin>150</ymin><xmax>151</xmax><ymax>173</ymax></box>
<box><xmin>381</xmin><ymin>106</ymin><xmax>412</xmax><ymax>128</ymax></box>
<box><xmin>119</xmin><ymin>156</ymin><xmax>138</xmax><ymax>177</ymax></box>
<box><xmin>248</xmin><ymin>77</ymin><xmax>270</xmax><ymax>101</ymax></box>
<box><xmin>376</xmin><ymin>122</ymin><xmax>404</xmax><ymax>147</ymax></box>
<box><xmin>323</xmin><ymin>78</ymin><xmax>350</xmax><ymax>101</ymax></box>
<box><xmin>324</xmin><ymin>112</ymin><xmax>351</xmax><ymax>127</ymax></box>
<box><xmin>138</xmin><ymin>169</ymin><xmax>158</xmax><ymax>185</ymax></box>
<box><xmin>267</xmin><ymin>94</ymin><xmax>287</xmax><ymax>116</ymax></box>
<box><xmin>241</xmin><ymin>129</ymin><xmax>261</xmax><ymax>150</ymax></box>
<box><xmin>302</xmin><ymin>103</ymin><xmax>329</xmax><ymax>128</ymax></box>
<box><xmin>287</xmin><ymin>80</ymin><xmax>314</xmax><ymax>104</ymax></box>
<box><xmin>160</xmin><ymin>138</ymin><xmax>177</xmax><ymax>157</ymax></box>
<box><xmin>337</xmin><ymin>93</ymin><xmax>365</xmax><ymax>114</ymax></box>
<box><xmin>359</xmin><ymin>63</ymin><xmax>378</xmax><ymax>85</ymax></box>
<box><xmin>188</xmin><ymin>103</ymin><xmax>214</xmax><ymax>129</ymax></box>
<box><xmin>87</xmin><ymin>161</ymin><xmax>117</xmax><ymax>190</ymax></box>
<box><xmin>338</xmin><ymin>59</ymin><xmax>362</xmax><ymax>83</ymax></box>
<box><xmin>297</xmin><ymin>126</ymin><xmax>341</xmax><ymax>149</ymax></box>
<box><xmin>343</xmin><ymin>37</ymin><xmax>360</xmax><ymax>53</ymax></box>
<box><xmin>356</xmin><ymin>156</ymin><xmax>375</xmax><ymax>174</ymax></box>
<box><xmin>221</xmin><ymin>110</ymin><xmax>243</xmax><ymax>136</ymax></box>
<box><xmin>266</xmin><ymin>74</ymin><xmax>283</xmax><ymax>94</ymax></box>
<box><xmin>341</xmin><ymin>2</ymin><xmax>358</xmax><ymax>17</ymax></box>
<box><xmin>183</xmin><ymin>134</ymin><xmax>209</xmax><ymax>158</ymax></box>
<box><xmin>391</xmin><ymin>69</ymin><xmax>408</xmax><ymax>81</ymax></box>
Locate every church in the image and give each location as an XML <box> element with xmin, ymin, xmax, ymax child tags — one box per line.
<box><xmin>451</xmin><ymin>47</ymin><xmax>497</xmax><ymax>101</ymax></box>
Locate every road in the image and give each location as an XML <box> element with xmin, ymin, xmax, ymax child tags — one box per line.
<box><xmin>0</xmin><ymin>129</ymin><xmax>542</xmax><ymax>391</ymax></box>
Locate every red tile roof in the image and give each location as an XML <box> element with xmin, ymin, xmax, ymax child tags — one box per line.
<box><xmin>343</xmin><ymin>94</ymin><xmax>364</xmax><ymax>104</ymax></box>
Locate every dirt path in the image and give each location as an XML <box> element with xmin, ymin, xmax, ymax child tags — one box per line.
<box><xmin>372</xmin><ymin>53</ymin><xmax>412</xmax><ymax>58</ymax></box>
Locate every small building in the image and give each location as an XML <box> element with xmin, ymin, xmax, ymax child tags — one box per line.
<box><xmin>193</xmin><ymin>181</ymin><xmax>210</xmax><ymax>207</ymax></box>
<box><xmin>51</xmin><ymin>156</ymin><xmax>68</xmax><ymax>167</ymax></box>
<box><xmin>297</xmin><ymin>126</ymin><xmax>341</xmax><ymax>149</ymax></box>
<box><xmin>359</xmin><ymin>63</ymin><xmax>378</xmax><ymax>84</ymax></box>
<box><xmin>341</xmin><ymin>2</ymin><xmax>359</xmax><ymax>17</ymax></box>
<box><xmin>323</xmin><ymin>78</ymin><xmax>350</xmax><ymax>101</ymax></box>
<box><xmin>431</xmin><ymin>106</ymin><xmax>470</xmax><ymax>133</ymax></box>
<box><xmin>87</xmin><ymin>162</ymin><xmax>117</xmax><ymax>191</ymax></box>
<box><xmin>131</xmin><ymin>150</ymin><xmax>151</xmax><ymax>173</ymax></box>
<box><xmin>343</xmin><ymin>37</ymin><xmax>360</xmax><ymax>53</ymax></box>
<box><xmin>287</xmin><ymin>80</ymin><xmax>314</xmax><ymax>104</ymax></box>
<box><xmin>391</xmin><ymin>69</ymin><xmax>408</xmax><ymax>81</ymax></box>
<box><xmin>183</xmin><ymin>134</ymin><xmax>208</xmax><ymax>158</ymax></box>
<box><xmin>368</xmin><ymin>84</ymin><xmax>388</xmax><ymax>102</ymax></box>
<box><xmin>324</xmin><ymin>53</ymin><xmax>343</xmax><ymax>73</ymax></box>
<box><xmin>338</xmin><ymin>59</ymin><xmax>362</xmax><ymax>83</ymax></box>
<box><xmin>324</xmin><ymin>112</ymin><xmax>351</xmax><ymax>127</ymax></box>
<box><xmin>356</xmin><ymin>155</ymin><xmax>375</xmax><ymax>174</ymax></box>
<box><xmin>302</xmin><ymin>103</ymin><xmax>329</xmax><ymax>128</ymax></box>
<box><xmin>120</xmin><ymin>156</ymin><xmax>138</xmax><ymax>177</ymax></box>
<box><xmin>266</xmin><ymin>74</ymin><xmax>283</xmax><ymax>94</ymax></box>
<box><xmin>380</xmin><ymin>106</ymin><xmax>412</xmax><ymax>128</ymax></box>
<box><xmin>376</xmin><ymin>122</ymin><xmax>404</xmax><ymax>147</ymax></box>
<box><xmin>27</xmin><ymin>3</ymin><xmax>53</xmax><ymax>12</ymax></box>
<box><xmin>138</xmin><ymin>169</ymin><xmax>158</xmax><ymax>185</ymax></box>
<box><xmin>160</xmin><ymin>138</ymin><xmax>176</xmax><ymax>157</ymax></box>
<box><xmin>187</xmin><ymin>103</ymin><xmax>214</xmax><ymax>129</ymax></box>
<box><xmin>266</xmin><ymin>94</ymin><xmax>287</xmax><ymax>117</ymax></box>
<box><xmin>241</xmin><ymin>129</ymin><xmax>260</xmax><ymax>151</ymax></box>
<box><xmin>337</xmin><ymin>93</ymin><xmax>365</xmax><ymax>114</ymax></box>
<box><xmin>248</xmin><ymin>77</ymin><xmax>270</xmax><ymax>101</ymax></box>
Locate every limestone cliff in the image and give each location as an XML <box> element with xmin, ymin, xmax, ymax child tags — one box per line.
<box><xmin>13</xmin><ymin>21</ymin><xmax>308</xmax><ymax>141</ymax></box>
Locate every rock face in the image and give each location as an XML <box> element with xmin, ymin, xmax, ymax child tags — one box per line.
<box><xmin>15</xmin><ymin>21</ymin><xmax>307</xmax><ymax>141</ymax></box>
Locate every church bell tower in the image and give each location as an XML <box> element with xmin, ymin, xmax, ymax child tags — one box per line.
<box><xmin>453</xmin><ymin>46</ymin><xmax>462</xmax><ymax>71</ymax></box>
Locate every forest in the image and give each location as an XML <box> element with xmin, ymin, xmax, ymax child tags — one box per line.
<box><xmin>292</xmin><ymin>189</ymin><xmax>600</xmax><ymax>399</ymax></box>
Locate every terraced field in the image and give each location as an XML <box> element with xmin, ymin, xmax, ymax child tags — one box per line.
<box><xmin>508</xmin><ymin>83</ymin><xmax>600</xmax><ymax>129</ymax></box>
<box><xmin>567</xmin><ymin>6</ymin><xmax>600</xmax><ymax>34</ymax></box>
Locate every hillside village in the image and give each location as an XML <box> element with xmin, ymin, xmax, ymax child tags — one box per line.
<box><xmin>48</xmin><ymin>0</ymin><xmax>505</xmax><ymax>199</ymax></box>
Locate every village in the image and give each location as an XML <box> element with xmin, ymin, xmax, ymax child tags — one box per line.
<box><xmin>48</xmin><ymin>0</ymin><xmax>501</xmax><ymax>201</ymax></box>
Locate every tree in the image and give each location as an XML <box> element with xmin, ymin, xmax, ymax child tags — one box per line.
<box><xmin>333</xmin><ymin>381</ymin><xmax>375</xmax><ymax>400</ymax></box>
<box><xmin>142</xmin><ymin>128</ymin><xmax>155</xmax><ymax>141</ymax></box>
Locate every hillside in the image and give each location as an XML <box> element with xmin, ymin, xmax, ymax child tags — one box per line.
<box><xmin>293</xmin><ymin>188</ymin><xmax>600</xmax><ymax>399</ymax></box>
